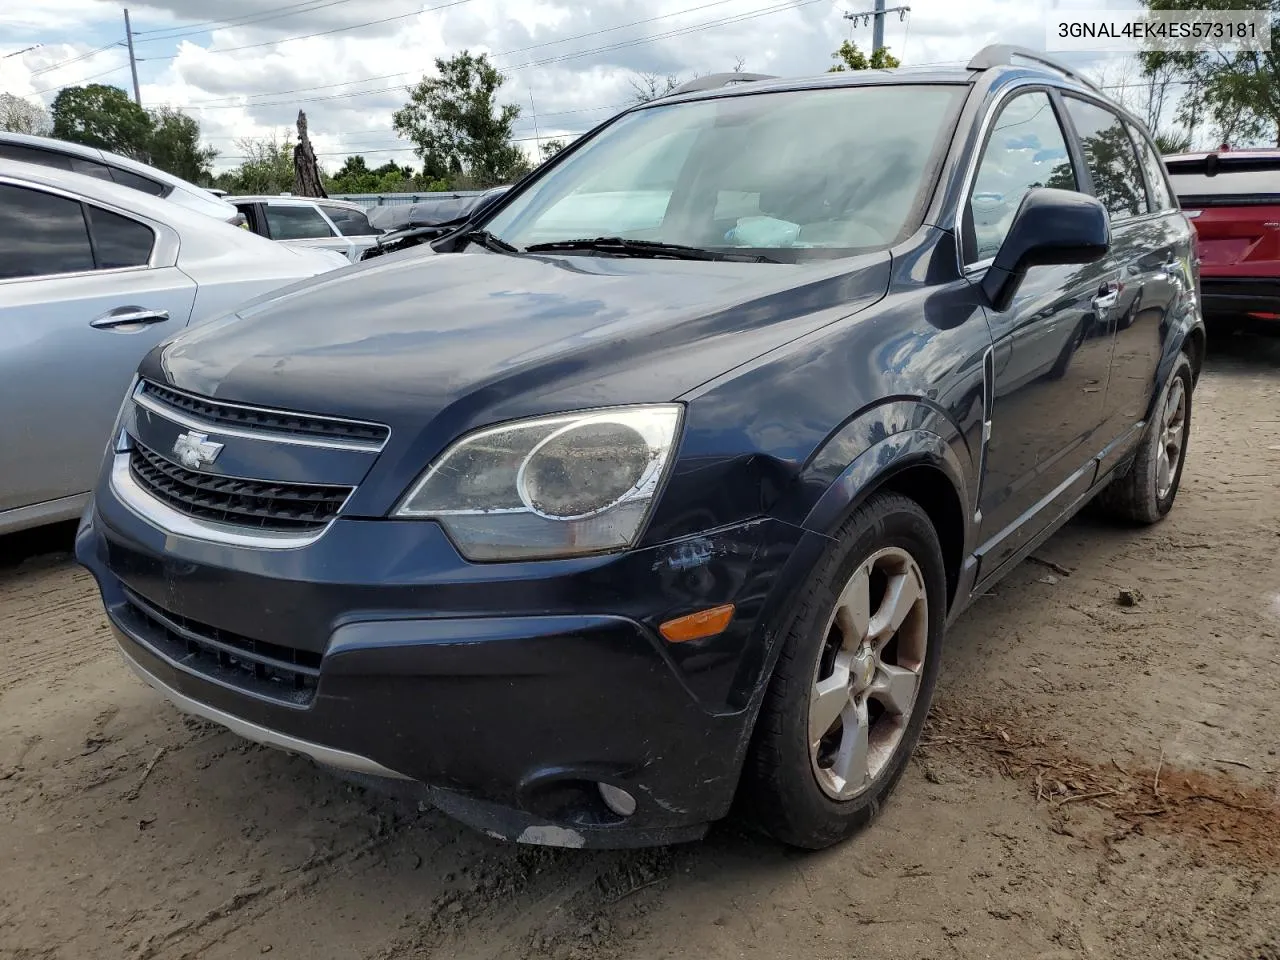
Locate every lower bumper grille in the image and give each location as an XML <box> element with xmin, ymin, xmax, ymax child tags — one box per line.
<box><xmin>121</xmin><ymin>589</ymin><xmax>321</xmax><ymax>705</ymax></box>
<box><xmin>129</xmin><ymin>443</ymin><xmax>351</xmax><ymax>532</ymax></box>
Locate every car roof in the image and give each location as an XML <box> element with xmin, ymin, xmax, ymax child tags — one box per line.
<box><xmin>638</xmin><ymin>54</ymin><xmax>1146</xmax><ymax>145</ymax></box>
<box><xmin>0</xmin><ymin>157</ymin><xmax>234</xmax><ymax>228</ymax></box>
<box><xmin>0</xmin><ymin>131</ymin><xmax>212</xmax><ymax>196</ymax></box>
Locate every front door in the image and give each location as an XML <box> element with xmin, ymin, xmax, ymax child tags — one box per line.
<box><xmin>962</xmin><ymin>89</ymin><xmax>1119</xmax><ymax>578</ymax></box>
<box><xmin>0</xmin><ymin>182</ymin><xmax>197</xmax><ymax>514</ymax></box>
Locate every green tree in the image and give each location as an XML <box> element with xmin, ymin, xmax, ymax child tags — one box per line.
<box><xmin>828</xmin><ymin>40</ymin><xmax>901</xmax><ymax>72</ymax></box>
<box><xmin>1139</xmin><ymin>0</ymin><xmax>1280</xmax><ymax>145</ymax></box>
<box><xmin>393</xmin><ymin>50</ymin><xmax>527</xmax><ymax>188</ymax></box>
<box><xmin>147</xmin><ymin>106</ymin><xmax>217</xmax><ymax>182</ymax></box>
<box><xmin>539</xmin><ymin>138</ymin><xmax>568</xmax><ymax>161</ymax></box>
<box><xmin>0</xmin><ymin>93</ymin><xmax>51</xmax><ymax>135</ymax></box>
<box><xmin>213</xmin><ymin>135</ymin><xmax>295</xmax><ymax>195</ymax></box>
<box><xmin>50</xmin><ymin>83</ymin><xmax>152</xmax><ymax>159</ymax></box>
<box><xmin>1154</xmin><ymin>130</ymin><xmax>1192</xmax><ymax>153</ymax></box>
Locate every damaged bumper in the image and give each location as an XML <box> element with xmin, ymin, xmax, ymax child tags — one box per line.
<box><xmin>76</xmin><ymin>490</ymin><xmax>822</xmax><ymax>848</ymax></box>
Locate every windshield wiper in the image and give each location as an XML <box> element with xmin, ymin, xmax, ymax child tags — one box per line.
<box><xmin>454</xmin><ymin>228</ymin><xmax>520</xmax><ymax>254</ymax></box>
<box><xmin>524</xmin><ymin>237</ymin><xmax>777</xmax><ymax>263</ymax></box>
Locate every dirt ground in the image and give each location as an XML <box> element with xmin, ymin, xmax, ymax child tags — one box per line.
<box><xmin>2</xmin><ymin>334</ymin><xmax>1278</xmax><ymax>960</ymax></box>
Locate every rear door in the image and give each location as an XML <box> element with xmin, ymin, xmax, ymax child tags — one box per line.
<box><xmin>261</xmin><ymin>200</ymin><xmax>356</xmax><ymax>259</ymax></box>
<box><xmin>0</xmin><ymin>181</ymin><xmax>197</xmax><ymax>515</ymax></box>
<box><xmin>1166</xmin><ymin>154</ymin><xmax>1280</xmax><ymax>280</ymax></box>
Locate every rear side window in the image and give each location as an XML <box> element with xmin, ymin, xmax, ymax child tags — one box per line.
<box><xmin>966</xmin><ymin>90</ymin><xmax>1078</xmax><ymax>263</ymax></box>
<box><xmin>321</xmin><ymin>204</ymin><xmax>374</xmax><ymax>236</ymax></box>
<box><xmin>0</xmin><ymin>184</ymin><xmax>94</xmax><ymax>279</ymax></box>
<box><xmin>0</xmin><ymin>142</ymin><xmax>74</xmax><ymax>170</ymax></box>
<box><xmin>263</xmin><ymin>204</ymin><xmax>336</xmax><ymax>240</ymax></box>
<box><xmin>1062</xmin><ymin>97</ymin><xmax>1145</xmax><ymax>221</ymax></box>
<box><xmin>109</xmin><ymin>166</ymin><xmax>167</xmax><ymax>196</ymax></box>
<box><xmin>87</xmin><ymin>205</ymin><xmax>155</xmax><ymax>268</ymax></box>
<box><xmin>1127</xmin><ymin>125</ymin><xmax>1175</xmax><ymax>211</ymax></box>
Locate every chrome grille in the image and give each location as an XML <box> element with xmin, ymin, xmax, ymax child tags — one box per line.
<box><xmin>129</xmin><ymin>443</ymin><xmax>352</xmax><ymax>532</ymax></box>
<box><xmin>139</xmin><ymin>380</ymin><xmax>390</xmax><ymax>446</ymax></box>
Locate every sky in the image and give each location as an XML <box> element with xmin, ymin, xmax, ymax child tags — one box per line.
<box><xmin>1</xmin><ymin>0</ymin><xmax>1142</xmax><ymax>174</ymax></box>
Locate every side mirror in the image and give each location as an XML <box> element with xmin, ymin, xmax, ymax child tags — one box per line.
<box><xmin>981</xmin><ymin>187</ymin><xmax>1110</xmax><ymax>312</ymax></box>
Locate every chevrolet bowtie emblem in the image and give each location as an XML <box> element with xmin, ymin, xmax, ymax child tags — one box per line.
<box><xmin>172</xmin><ymin>430</ymin><xmax>224</xmax><ymax>469</ymax></box>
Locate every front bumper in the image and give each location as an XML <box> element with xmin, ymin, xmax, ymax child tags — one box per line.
<box><xmin>76</xmin><ymin>484</ymin><xmax>826</xmax><ymax>848</ymax></box>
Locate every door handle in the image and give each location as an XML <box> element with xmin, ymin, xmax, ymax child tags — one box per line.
<box><xmin>90</xmin><ymin>306</ymin><xmax>170</xmax><ymax>329</ymax></box>
<box><xmin>1091</xmin><ymin>283</ymin><xmax>1120</xmax><ymax>312</ymax></box>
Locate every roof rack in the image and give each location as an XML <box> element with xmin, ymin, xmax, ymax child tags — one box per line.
<box><xmin>663</xmin><ymin>72</ymin><xmax>779</xmax><ymax>97</ymax></box>
<box><xmin>966</xmin><ymin>44</ymin><xmax>1104</xmax><ymax>95</ymax></box>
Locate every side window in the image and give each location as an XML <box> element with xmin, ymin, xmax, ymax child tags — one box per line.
<box><xmin>321</xmin><ymin>204</ymin><xmax>374</xmax><ymax>236</ymax></box>
<box><xmin>0</xmin><ymin>184</ymin><xmax>94</xmax><ymax>279</ymax></box>
<box><xmin>0</xmin><ymin>143</ymin><xmax>73</xmax><ymax>169</ymax></box>
<box><xmin>86</xmin><ymin>205</ymin><xmax>155</xmax><ymax>268</ymax></box>
<box><xmin>966</xmin><ymin>91</ymin><xmax>1078</xmax><ymax>263</ymax></box>
<box><xmin>1062</xmin><ymin>97</ymin><xmax>1145</xmax><ymax>221</ymax></box>
<box><xmin>1126</xmin><ymin>123</ymin><xmax>1175</xmax><ymax>212</ymax></box>
<box><xmin>66</xmin><ymin>157</ymin><xmax>114</xmax><ymax>182</ymax></box>
<box><xmin>108</xmin><ymin>166</ymin><xmax>168</xmax><ymax>197</ymax></box>
<box><xmin>263</xmin><ymin>204</ymin><xmax>336</xmax><ymax>240</ymax></box>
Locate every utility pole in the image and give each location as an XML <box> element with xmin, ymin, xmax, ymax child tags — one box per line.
<box><xmin>843</xmin><ymin>2</ymin><xmax>911</xmax><ymax>55</ymax></box>
<box><xmin>123</xmin><ymin>8</ymin><xmax>141</xmax><ymax>106</ymax></box>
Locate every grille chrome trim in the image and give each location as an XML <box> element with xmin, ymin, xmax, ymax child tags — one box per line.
<box><xmin>111</xmin><ymin>453</ymin><xmax>332</xmax><ymax>548</ymax></box>
<box><xmin>134</xmin><ymin>381</ymin><xmax>390</xmax><ymax>453</ymax></box>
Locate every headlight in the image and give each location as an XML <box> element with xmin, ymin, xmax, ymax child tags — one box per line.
<box><xmin>394</xmin><ymin>404</ymin><xmax>683</xmax><ymax>561</ymax></box>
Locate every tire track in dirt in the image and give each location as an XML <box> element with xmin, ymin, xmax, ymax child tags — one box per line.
<box><xmin>0</xmin><ymin>558</ymin><xmax>111</xmax><ymax>694</ymax></box>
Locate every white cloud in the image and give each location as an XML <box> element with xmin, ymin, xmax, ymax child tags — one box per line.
<box><xmin>2</xmin><ymin>0</ymin><xmax>1135</xmax><ymax>174</ymax></box>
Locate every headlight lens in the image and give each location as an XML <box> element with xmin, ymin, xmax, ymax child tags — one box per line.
<box><xmin>395</xmin><ymin>405</ymin><xmax>683</xmax><ymax>560</ymax></box>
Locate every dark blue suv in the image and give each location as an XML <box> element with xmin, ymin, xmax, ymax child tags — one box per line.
<box><xmin>77</xmin><ymin>46</ymin><xmax>1204</xmax><ymax>850</ymax></box>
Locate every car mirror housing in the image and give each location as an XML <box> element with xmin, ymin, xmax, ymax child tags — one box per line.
<box><xmin>981</xmin><ymin>187</ymin><xmax>1110</xmax><ymax>312</ymax></box>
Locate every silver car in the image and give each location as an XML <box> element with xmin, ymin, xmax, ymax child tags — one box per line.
<box><xmin>0</xmin><ymin>160</ymin><xmax>348</xmax><ymax>536</ymax></box>
<box><xmin>230</xmin><ymin>196</ymin><xmax>383</xmax><ymax>262</ymax></box>
<box><xmin>0</xmin><ymin>132</ymin><xmax>242</xmax><ymax>225</ymax></box>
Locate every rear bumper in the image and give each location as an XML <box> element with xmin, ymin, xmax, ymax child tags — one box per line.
<box><xmin>1200</xmin><ymin>276</ymin><xmax>1280</xmax><ymax>321</ymax></box>
<box><xmin>76</xmin><ymin>485</ymin><xmax>829</xmax><ymax>847</ymax></box>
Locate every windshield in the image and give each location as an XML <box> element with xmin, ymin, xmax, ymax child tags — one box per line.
<box><xmin>483</xmin><ymin>84</ymin><xmax>966</xmax><ymax>260</ymax></box>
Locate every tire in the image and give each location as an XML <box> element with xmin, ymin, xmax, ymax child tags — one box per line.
<box><xmin>1097</xmin><ymin>352</ymin><xmax>1193</xmax><ymax>525</ymax></box>
<box><xmin>737</xmin><ymin>492</ymin><xmax>947</xmax><ymax>849</ymax></box>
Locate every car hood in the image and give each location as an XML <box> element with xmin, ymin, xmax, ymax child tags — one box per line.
<box><xmin>149</xmin><ymin>248</ymin><xmax>890</xmax><ymax>441</ymax></box>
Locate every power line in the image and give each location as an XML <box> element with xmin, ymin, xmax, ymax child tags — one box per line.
<box><xmin>27</xmin><ymin>40</ymin><xmax>122</xmax><ymax>78</ymax></box>
<box><xmin>182</xmin><ymin>0</ymin><xmax>821</xmax><ymax>111</ymax></box>
<box><xmin>32</xmin><ymin>61</ymin><xmax>130</xmax><ymax>96</ymax></box>
<box><xmin>132</xmin><ymin>0</ymin><xmax>358</xmax><ymax>40</ymax></box>
<box><xmin>139</xmin><ymin>0</ymin><xmax>479</xmax><ymax>63</ymax></box>
<box><xmin>186</xmin><ymin>0</ymin><xmax>747</xmax><ymax>106</ymax></box>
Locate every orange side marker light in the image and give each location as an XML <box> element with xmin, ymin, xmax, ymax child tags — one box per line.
<box><xmin>659</xmin><ymin>603</ymin><xmax>735</xmax><ymax>643</ymax></box>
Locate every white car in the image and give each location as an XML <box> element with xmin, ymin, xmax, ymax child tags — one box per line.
<box><xmin>0</xmin><ymin>159</ymin><xmax>348</xmax><ymax>536</ymax></box>
<box><xmin>230</xmin><ymin>195</ymin><xmax>383</xmax><ymax>262</ymax></box>
<box><xmin>0</xmin><ymin>131</ymin><xmax>242</xmax><ymax>224</ymax></box>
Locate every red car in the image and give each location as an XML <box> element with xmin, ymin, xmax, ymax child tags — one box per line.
<box><xmin>1165</xmin><ymin>149</ymin><xmax>1280</xmax><ymax>331</ymax></box>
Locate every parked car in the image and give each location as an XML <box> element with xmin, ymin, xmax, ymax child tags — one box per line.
<box><xmin>0</xmin><ymin>160</ymin><xmax>347</xmax><ymax>537</ymax></box>
<box><xmin>358</xmin><ymin>186</ymin><xmax>509</xmax><ymax>261</ymax></box>
<box><xmin>77</xmin><ymin>45</ymin><xmax>1204</xmax><ymax>851</ymax></box>
<box><xmin>1165</xmin><ymin>149</ymin><xmax>1280</xmax><ymax>332</ymax></box>
<box><xmin>231</xmin><ymin>196</ymin><xmax>382</xmax><ymax>262</ymax></box>
<box><xmin>0</xmin><ymin>132</ymin><xmax>242</xmax><ymax>225</ymax></box>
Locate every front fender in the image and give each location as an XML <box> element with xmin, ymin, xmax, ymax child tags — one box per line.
<box><xmin>771</xmin><ymin>399</ymin><xmax>976</xmax><ymax>542</ymax></box>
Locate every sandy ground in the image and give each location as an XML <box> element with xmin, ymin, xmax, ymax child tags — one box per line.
<box><xmin>2</xmin><ymin>334</ymin><xmax>1278</xmax><ymax>960</ymax></box>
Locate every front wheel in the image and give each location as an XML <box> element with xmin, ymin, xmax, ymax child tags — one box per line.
<box><xmin>737</xmin><ymin>493</ymin><xmax>947</xmax><ymax>849</ymax></box>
